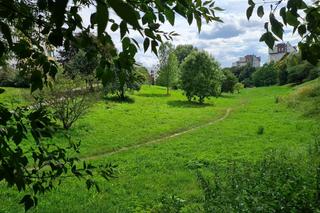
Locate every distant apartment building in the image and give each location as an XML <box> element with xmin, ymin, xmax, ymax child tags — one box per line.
<box><xmin>232</xmin><ymin>55</ymin><xmax>261</xmax><ymax>68</ymax></box>
<box><xmin>269</xmin><ymin>42</ymin><xmax>297</xmax><ymax>62</ymax></box>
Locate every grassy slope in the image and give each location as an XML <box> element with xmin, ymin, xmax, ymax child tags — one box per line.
<box><xmin>0</xmin><ymin>85</ymin><xmax>318</xmax><ymax>212</ymax></box>
<box><xmin>0</xmin><ymin>87</ymin><xmax>30</xmax><ymax>106</ymax></box>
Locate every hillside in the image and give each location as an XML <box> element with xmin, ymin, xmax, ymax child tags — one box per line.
<box><xmin>0</xmin><ymin>84</ymin><xmax>318</xmax><ymax>212</ymax></box>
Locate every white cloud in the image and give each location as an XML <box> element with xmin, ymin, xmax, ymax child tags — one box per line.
<box><xmin>80</xmin><ymin>1</ymin><xmax>300</xmax><ymax>69</ymax></box>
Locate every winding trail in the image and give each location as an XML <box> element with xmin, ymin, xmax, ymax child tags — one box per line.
<box><xmin>83</xmin><ymin>107</ymin><xmax>232</xmax><ymax>161</ymax></box>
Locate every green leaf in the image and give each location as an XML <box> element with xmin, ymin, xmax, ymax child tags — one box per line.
<box><xmin>280</xmin><ymin>7</ymin><xmax>287</xmax><ymax>25</ymax></box>
<box><xmin>195</xmin><ymin>13</ymin><xmax>202</xmax><ymax>32</ymax></box>
<box><xmin>286</xmin><ymin>11</ymin><xmax>300</xmax><ymax>27</ymax></box>
<box><xmin>187</xmin><ymin>11</ymin><xmax>193</xmax><ymax>25</ymax></box>
<box><xmin>257</xmin><ymin>6</ymin><xmax>264</xmax><ymax>18</ymax></box>
<box><xmin>246</xmin><ymin>5</ymin><xmax>254</xmax><ymax>20</ymax></box>
<box><xmin>31</xmin><ymin>70</ymin><xmax>43</xmax><ymax>92</ymax></box>
<box><xmin>298</xmin><ymin>24</ymin><xmax>306</xmax><ymax>37</ymax></box>
<box><xmin>90</xmin><ymin>12</ymin><xmax>96</xmax><ymax>26</ymax></box>
<box><xmin>159</xmin><ymin>13</ymin><xmax>165</xmax><ymax>23</ymax></box>
<box><xmin>120</xmin><ymin>21</ymin><xmax>128</xmax><ymax>39</ymax></box>
<box><xmin>96</xmin><ymin>0</ymin><xmax>109</xmax><ymax>38</ymax></box>
<box><xmin>19</xmin><ymin>195</ymin><xmax>35</xmax><ymax>212</ymax></box>
<box><xmin>0</xmin><ymin>22</ymin><xmax>12</xmax><ymax>46</ymax></box>
<box><xmin>165</xmin><ymin>9</ymin><xmax>175</xmax><ymax>25</ymax></box>
<box><xmin>143</xmin><ymin>38</ymin><xmax>150</xmax><ymax>52</ymax></box>
<box><xmin>260</xmin><ymin>32</ymin><xmax>276</xmax><ymax>49</ymax></box>
<box><xmin>270</xmin><ymin>13</ymin><xmax>284</xmax><ymax>39</ymax></box>
<box><xmin>151</xmin><ymin>40</ymin><xmax>158</xmax><ymax>56</ymax></box>
<box><xmin>111</xmin><ymin>23</ymin><xmax>118</xmax><ymax>32</ymax></box>
<box><xmin>213</xmin><ymin>7</ymin><xmax>224</xmax><ymax>11</ymax></box>
<box><xmin>48</xmin><ymin>29</ymin><xmax>63</xmax><ymax>47</ymax></box>
<box><xmin>108</xmin><ymin>0</ymin><xmax>141</xmax><ymax>29</ymax></box>
<box><xmin>248</xmin><ymin>0</ymin><xmax>255</xmax><ymax>6</ymax></box>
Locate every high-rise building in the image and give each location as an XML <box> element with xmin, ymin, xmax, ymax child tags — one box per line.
<box><xmin>232</xmin><ymin>55</ymin><xmax>261</xmax><ymax>68</ymax></box>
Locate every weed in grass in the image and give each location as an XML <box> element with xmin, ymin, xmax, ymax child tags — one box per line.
<box><xmin>257</xmin><ymin>126</ymin><xmax>264</xmax><ymax>135</ymax></box>
<box><xmin>196</xmin><ymin>149</ymin><xmax>320</xmax><ymax>212</ymax></box>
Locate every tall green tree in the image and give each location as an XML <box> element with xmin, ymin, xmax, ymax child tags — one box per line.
<box><xmin>64</xmin><ymin>50</ymin><xmax>99</xmax><ymax>90</ymax></box>
<box><xmin>222</xmin><ymin>69</ymin><xmax>238</xmax><ymax>93</ymax></box>
<box><xmin>252</xmin><ymin>63</ymin><xmax>278</xmax><ymax>87</ymax></box>
<box><xmin>156</xmin><ymin>52</ymin><xmax>179</xmax><ymax>95</ymax></box>
<box><xmin>174</xmin><ymin>44</ymin><xmax>197</xmax><ymax>65</ymax></box>
<box><xmin>180</xmin><ymin>51</ymin><xmax>224</xmax><ymax>103</ymax></box>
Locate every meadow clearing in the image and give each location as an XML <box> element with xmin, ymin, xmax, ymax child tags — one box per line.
<box><xmin>0</xmin><ymin>80</ymin><xmax>319</xmax><ymax>212</ymax></box>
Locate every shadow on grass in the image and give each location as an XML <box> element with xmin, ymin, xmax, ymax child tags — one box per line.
<box><xmin>167</xmin><ymin>100</ymin><xmax>213</xmax><ymax>108</ymax></box>
<box><xmin>104</xmin><ymin>96</ymin><xmax>135</xmax><ymax>103</ymax></box>
<box><xmin>220</xmin><ymin>94</ymin><xmax>236</xmax><ymax>99</ymax></box>
<box><xmin>137</xmin><ymin>93</ymin><xmax>170</xmax><ymax>98</ymax></box>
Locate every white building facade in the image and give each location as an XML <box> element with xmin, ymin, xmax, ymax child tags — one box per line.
<box><xmin>269</xmin><ymin>42</ymin><xmax>297</xmax><ymax>63</ymax></box>
<box><xmin>232</xmin><ymin>55</ymin><xmax>261</xmax><ymax>68</ymax></box>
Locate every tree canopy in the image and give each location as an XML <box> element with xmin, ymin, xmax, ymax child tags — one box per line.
<box><xmin>180</xmin><ymin>51</ymin><xmax>224</xmax><ymax>103</ymax></box>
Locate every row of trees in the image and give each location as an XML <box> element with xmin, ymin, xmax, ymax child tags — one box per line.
<box><xmin>227</xmin><ymin>53</ymin><xmax>320</xmax><ymax>88</ymax></box>
<box><xmin>155</xmin><ymin>43</ymin><xmax>243</xmax><ymax>103</ymax></box>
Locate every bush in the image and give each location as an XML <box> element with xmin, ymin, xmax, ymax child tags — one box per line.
<box><xmin>180</xmin><ymin>51</ymin><xmax>224</xmax><ymax>103</ymax></box>
<box><xmin>252</xmin><ymin>63</ymin><xmax>278</xmax><ymax>87</ymax></box>
<box><xmin>36</xmin><ymin>76</ymin><xmax>97</xmax><ymax>130</ymax></box>
<box><xmin>234</xmin><ymin>82</ymin><xmax>244</xmax><ymax>94</ymax></box>
<box><xmin>221</xmin><ymin>69</ymin><xmax>238</xmax><ymax>93</ymax></box>
<box><xmin>196</xmin><ymin>148</ymin><xmax>320</xmax><ymax>212</ymax></box>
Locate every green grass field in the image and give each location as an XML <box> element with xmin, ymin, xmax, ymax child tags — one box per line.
<box><xmin>0</xmin><ymin>84</ymin><xmax>319</xmax><ymax>212</ymax></box>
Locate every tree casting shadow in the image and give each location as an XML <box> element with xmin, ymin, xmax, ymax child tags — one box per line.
<box><xmin>137</xmin><ymin>93</ymin><xmax>170</xmax><ymax>98</ymax></box>
<box><xmin>104</xmin><ymin>96</ymin><xmax>135</xmax><ymax>103</ymax></box>
<box><xmin>167</xmin><ymin>100</ymin><xmax>213</xmax><ymax>108</ymax></box>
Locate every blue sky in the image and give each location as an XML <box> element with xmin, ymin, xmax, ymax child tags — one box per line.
<box><xmin>81</xmin><ymin>0</ymin><xmax>300</xmax><ymax>69</ymax></box>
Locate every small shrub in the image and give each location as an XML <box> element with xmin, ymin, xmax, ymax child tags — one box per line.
<box><xmin>36</xmin><ymin>76</ymin><xmax>98</xmax><ymax>130</ymax></box>
<box><xmin>257</xmin><ymin>126</ymin><xmax>264</xmax><ymax>135</ymax></box>
<box><xmin>234</xmin><ymin>82</ymin><xmax>244</xmax><ymax>94</ymax></box>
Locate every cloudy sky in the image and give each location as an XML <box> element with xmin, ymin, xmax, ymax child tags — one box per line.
<box><xmin>81</xmin><ymin>0</ymin><xmax>301</xmax><ymax>69</ymax></box>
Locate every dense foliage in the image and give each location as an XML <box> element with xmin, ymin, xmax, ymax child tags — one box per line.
<box><xmin>100</xmin><ymin>62</ymin><xmax>147</xmax><ymax>100</ymax></box>
<box><xmin>276</xmin><ymin>53</ymin><xmax>320</xmax><ymax>85</ymax></box>
<box><xmin>156</xmin><ymin>43</ymin><xmax>180</xmax><ymax>95</ymax></box>
<box><xmin>64</xmin><ymin>50</ymin><xmax>99</xmax><ymax>90</ymax></box>
<box><xmin>174</xmin><ymin>44</ymin><xmax>197</xmax><ymax>65</ymax></box>
<box><xmin>252</xmin><ymin>63</ymin><xmax>278</xmax><ymax>87</ymax></box>
<box><xmin>221</xmin><ymin>69</ymin><xmax>238</xmax><ymax>93</ymax></box>
<box><xmin>231</xmin><ymin>65</ymin><xmax>255</xmax><ymax>88</ymax></box>
<box><xmin>197</xmin><ymin>148</ymin><xmax>320</xmax><ymax>212</ymax></box>
<box><xmin>180</xmin><ymin>51</ymin><xmax>224</xmax><ymax>103</ymax></box>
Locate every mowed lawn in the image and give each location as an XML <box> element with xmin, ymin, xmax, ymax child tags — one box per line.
<box><xmin>0</xmin><ymin>85</ymin><xmax>318</xmax><ymax>212</ymax></box>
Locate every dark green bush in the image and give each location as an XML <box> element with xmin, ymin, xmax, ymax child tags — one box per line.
<box><xmin>257</xmin><ymin>126</ymin><xmax>264</xmax><ymax>135</ymax></box>
<box><xmin>253</xmin><ymin>63</ymin><xmax>278</xmax><ymax>87</ymax></box>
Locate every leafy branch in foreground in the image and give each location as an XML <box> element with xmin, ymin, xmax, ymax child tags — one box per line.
<box><xmin>0</xmin><ymin>95</ymin><xmax>116</xmax><ymax>211</ymax></box>
<box><xmin>247</xmin><ymin>0</ymin><xmax>320</xmax><ymax>65</ymax></box>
